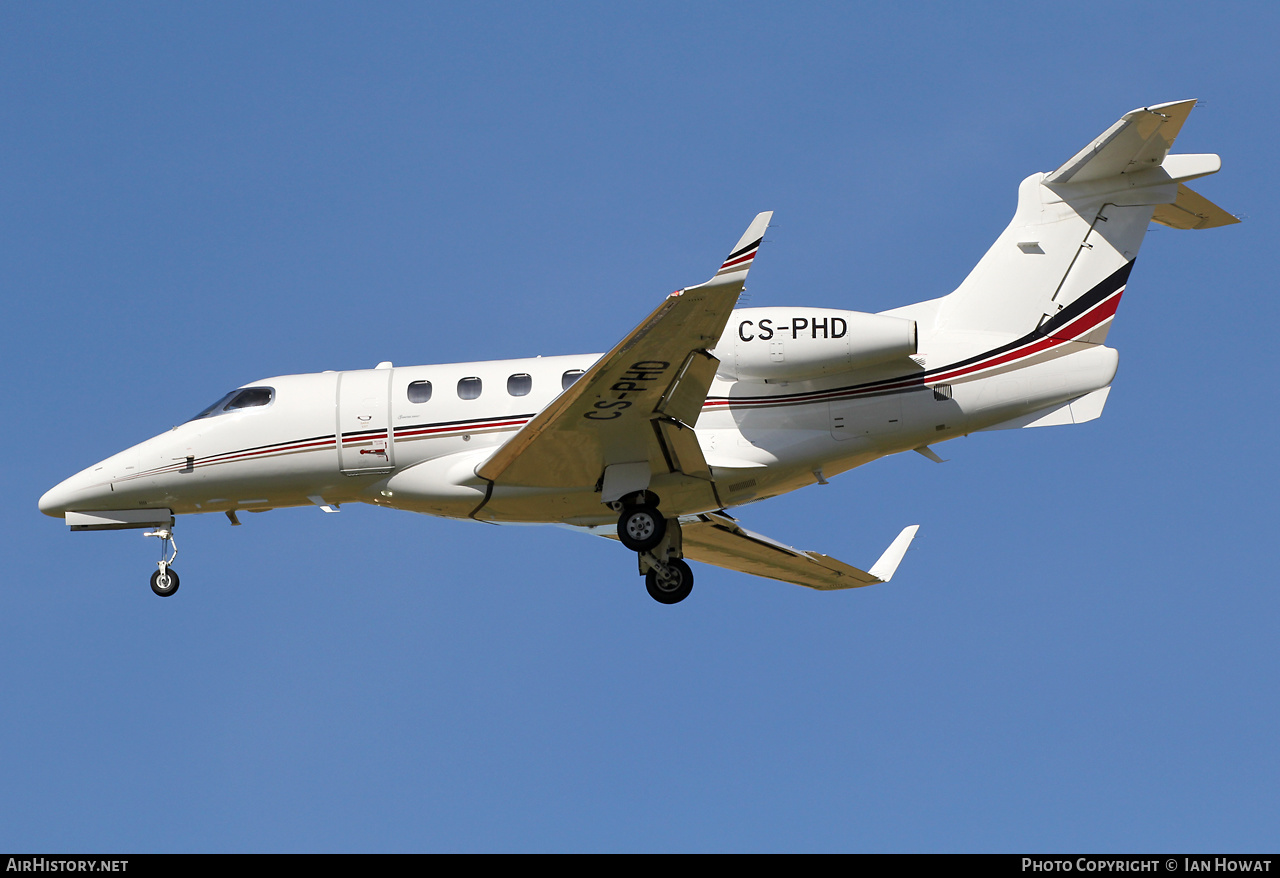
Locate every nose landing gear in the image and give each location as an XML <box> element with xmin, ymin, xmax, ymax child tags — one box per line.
<box><xmin>144</xmin><ymin>527</ymin><xmax>180</xmax><ymax>597</ymax></box>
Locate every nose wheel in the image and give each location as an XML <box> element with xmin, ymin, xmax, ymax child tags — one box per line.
<box><xmin>150</xmin><ymin>567</ymin><xmax>180</xmax><ymax>597</ymax></box>
<box><xmin>144</xmin><ymin>527</ymin><xmax>180</xmax><ymax>598</ymax></box>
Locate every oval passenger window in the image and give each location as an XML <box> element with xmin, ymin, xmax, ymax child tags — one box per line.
<box><xmin>407</xmin><ymin>380</ymin><xmax>432</xmax><ymax>403</ymax></box>
<box><xmin>507</xmin><ymin>373</ymin><xmax>532</xmax><ymax>397</ymax></box>
<box><xmin>457</xmin><ymin>377</ymin><xmax>482</xmax><ymax>400</ymax></box>
<box><xmin>562</xmin><ymin>370</ymin><xmax>585</xmax><ymax>391</ymax></box>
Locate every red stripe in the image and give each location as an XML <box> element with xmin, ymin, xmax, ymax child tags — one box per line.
<box><xmin>212</xmin><ymin>438</ymin><xmax>337</xmax><ymax>463</ymax></box>
<box><xmin>719</xmin><ymin>249</ymin><xmax>758</xmax><ymax>270</ymax></box>
<box><xmin>1042</xmin><ymin>289</ymin><xmax>1122</xmax><ymax>340</ymax></box>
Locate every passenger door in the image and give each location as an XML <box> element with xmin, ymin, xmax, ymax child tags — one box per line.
<box><xmin>337</xmin><ymin>369</ymin><xmax>394</xmax><ymax>474</ymax></box>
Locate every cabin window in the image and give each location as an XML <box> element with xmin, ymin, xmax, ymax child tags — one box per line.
<box><xmin>507</xmin><ymin>373</ymin><xmax>532</xmax><ymax>397</ymax></box>
<box><xmin>562</xmin><ymin>369</ymin><xmax>585</xmax><ymax>391</ymax></box>
<box><xmin>457</xmin><ymin>377</ymin><xmax>482</xmax><ymax>400</ymax></box>
<box><xmin>407</xmin><ymin>380</ymin><xmax>433</xmax><ymax>403</ymax></box>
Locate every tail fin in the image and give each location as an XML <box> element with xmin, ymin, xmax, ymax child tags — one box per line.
<box><xmin>934</xmin><ymin>100</ymin><xmax>1236</xmax><ymax>343</ymax></box>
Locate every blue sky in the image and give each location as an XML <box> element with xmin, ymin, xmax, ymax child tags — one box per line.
<box><xmin>3</xmin><ymin>2</ymin><xmax>1276</xmax><ymax>852</ymax></box>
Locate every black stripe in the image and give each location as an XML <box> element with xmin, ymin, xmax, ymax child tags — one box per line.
<box><xmin>393</xmin><ymin>413</ymin><xmax>536</xmax><ymax>434</ymax></box>
<box><xmin>908</xmin><ymin>261</ymin><xmax>1131</xmax><ymax>383</ymax></box>
<box><xmin>131</xmin><ymin>413</ymin><xmax>536</xmax><ymax>479</ymax></box>
<box><xmin>1038</xmin><ymin>260</ymin><xmax>1132</xmax><ymax>339</ymax></box>
<box><xmin>725</xmin><ymin>237</ymin><xmax>762</xmax><ymax>261</ymax></box>
<box><xmin>340</xmin><ymin>427</ymin><xmax>390</xmax><ymax>439</ymax></box>
<box><xmin>201</xmin><ymin>433</ymin><xmax>334</xmax><ymax>461</ymax></box>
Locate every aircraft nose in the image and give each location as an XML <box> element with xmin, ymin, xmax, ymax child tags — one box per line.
<box><xmin>39</xmin><ymin>480</ymin><xmax>74</xmax><ymax>517</ymax></box>
<box><xmin>39</xmin><ymin>470</ymin><xmax>107</xmax><ymax>518</ymax></box>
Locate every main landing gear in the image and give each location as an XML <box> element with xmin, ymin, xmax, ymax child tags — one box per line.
<box><xmin>612</xmin><ymin>492</ymin><xmax>693</xmax><ymax>604</ymax></box>
<box><xmin>144</xmin><ymin>526</ymin><xmax>180</xmax><ymax>597</ymax></box>
<box><xmin>617</xmin><ymin>501</ymin><xmax>666</xmax><ymax>552</ymax></box>
<box><xmin>645</xmin><ymin>557</ymin><xmax>693</xmax><ymax>604</ymax></box>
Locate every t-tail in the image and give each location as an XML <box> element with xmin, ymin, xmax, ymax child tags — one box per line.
<box><xmin>930</xmin><ymin>99</ymin><xmax>1236</xmax><ymax>343</ymax></box>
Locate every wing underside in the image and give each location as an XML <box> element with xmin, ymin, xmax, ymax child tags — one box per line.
<box><xmin>587</xmin><ymin>513</ymin><xmax>920</xmax><ymax>591</ymax></box>
<box><xmin>680</xmin><ymin>513</ymin><xmax>920</xmax><ymax>590</ymax></box>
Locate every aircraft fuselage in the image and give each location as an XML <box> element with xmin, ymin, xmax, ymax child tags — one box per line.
<box><xmin>40</xmin><ymin>331</ymin><xmax>1118</xmax><ymax>527</ymax></box>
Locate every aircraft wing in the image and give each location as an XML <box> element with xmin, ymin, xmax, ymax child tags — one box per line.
<box><xmin>477</xmin><ymin>212</ymin><xmax>773</xmax><ymax>489</ymax></box>
<box><xmin>677</xmin><ymin>512</ymin><xmax>920</xmax><ymax>590</ymax></box>
<box><xmin>581</xmin><ymin>512</ymin><xmax>920</xmax><ymax>590</ymax></box>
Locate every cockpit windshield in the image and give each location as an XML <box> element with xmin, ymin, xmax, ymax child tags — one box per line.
<box><xmin>189</xmin><ymin>387</ymin><xmax>275</xmax><ymax>421</ymax></box>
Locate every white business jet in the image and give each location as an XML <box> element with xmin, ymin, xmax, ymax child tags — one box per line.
<box><xmin>40</xmin><ymin>100</ymin><xmax>1235</xmax><ymax>603</ymax></box>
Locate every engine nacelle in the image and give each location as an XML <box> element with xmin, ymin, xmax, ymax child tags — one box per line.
<box><xmin>712</xmin><ymin>308</ymin><xmax>918</xmax><ymax>382</ymax></box>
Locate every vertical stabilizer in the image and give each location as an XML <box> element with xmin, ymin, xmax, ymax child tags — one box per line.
<box><xmin>932</xmin><ymin>100</ymin><xmax>1234</xmax><ymax>345</ymax></box>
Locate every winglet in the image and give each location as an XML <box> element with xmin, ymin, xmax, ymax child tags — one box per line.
<box><xmin>698</xmin><ymin>210</ymin><xmax>773</xmax><ymax>288</ymax></box>
<box><xmin>867</xmin><ymin>525</ymin><xmax>920</xmax><ymax>582</ymax></box>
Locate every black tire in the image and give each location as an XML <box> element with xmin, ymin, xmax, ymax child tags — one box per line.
<box><xmin>617</xmin><ymin>505</ymin><xmax>666</xmax><ymax>552</ymax></box>
<box><xmin>150</xmin><ymin>568</ymin><xmax>180</xmax><ymax>597</ymax></box>
<box><xmin>646</xmin><ymin>558</ymin><xmax>693</xmax><ymax>604</ymax></box>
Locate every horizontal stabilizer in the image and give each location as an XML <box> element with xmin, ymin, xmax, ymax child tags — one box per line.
<box><xmin>1152</xmin><ymin>183</ymin><xmax>1240</xmax><ymax>230</ymax></box>
<box><xmin>1046</xmin><ymin>100</ymin><xmax>1197</xmax><ymax>184</ymax></box>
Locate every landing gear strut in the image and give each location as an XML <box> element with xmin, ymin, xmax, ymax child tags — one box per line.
<box><xmin>144</xmin><ymin>527</ymin><xmax>180</xmax><ymax>597</ymax></box>
<box><xmin>609</xmin><ymin>491</ymin><xmax>694</xmax><ymax>603</ymax></box>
